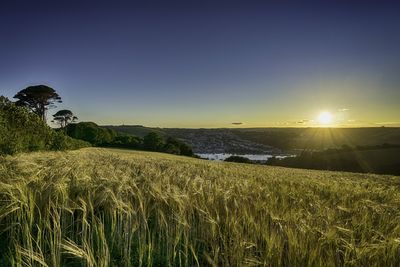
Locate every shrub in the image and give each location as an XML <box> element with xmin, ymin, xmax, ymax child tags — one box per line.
<box><xmin>224</xmin><ymin>155</ymin><xmax>252</xmax><ymax>163</ymax></box>
<box><xmin>65</xmin><ymin>122</ymin><xmax>117</xmax><ymax>145</ymax></box>
<box><xmin>0</xmin><ymin>96</ymin><xmax>52</xmax><ymax>154</ymax></box>
<box><xmin>143</xmin><ymin>132</ymin><xmax>164</xmax><ymax>151</ymax></box>
<box><xmin>50</xmin><ymin>131</ymin><xmax>91</xmax><ymax>151</ymax></box>
<box><xmin>0</xmin><ymin>96</ymin><xmax>89</xmax><ymax>155</ymax></box>
<box><xmin>109</xmin><ymin>135</ymin><xmax>142</xmax><ymax>149</ymax></box>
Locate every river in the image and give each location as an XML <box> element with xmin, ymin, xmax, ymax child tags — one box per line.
<box><xmin>196</xmin><ymin>153</ymin><xmax>294</xmax><ymax>162</ymax></box>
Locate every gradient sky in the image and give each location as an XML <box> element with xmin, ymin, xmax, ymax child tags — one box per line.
<box><xmin>1</xmin><ymin>0</ymin><xmax>399</xmax><ymax>127</ymax></box>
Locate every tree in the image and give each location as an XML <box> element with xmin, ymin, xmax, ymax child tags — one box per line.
<box><xmin>163</xmin><ymin>142</ymin><xmax>181</xmax><ymax>154</ymax></box>
<box><xmin>224</xmin><ymin>155</ymin><xmax>252</xmax><ymax>164</ymax></box>
<box><xmin>65</xmin><ymin>122</ymin><xmax>117</xmax><ymax>146</ymax></box>
<box><xmin>164</xmin><ymin>137</ymin><xmax>194</xmax><ymax>156</ymax></box>
<box><xmin>143</xmin><ymin>132</ymin><xmax>164</xmax><ymax>151</ymax></box>
<box><xmin>52</xmin><ymin>109</ymin><xmax>78</xmax><ymax>128</ymax></box>
<box><xmin>111</xmin><ymin>135</ymin><xmax>141</xmax><ymax>148</ymax></box>
<box><xmin>13</xmin><ymin>85</ymin><xmax>62</xmax><ymax>121</ymax></box>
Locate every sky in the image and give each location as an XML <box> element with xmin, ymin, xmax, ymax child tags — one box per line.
<box><xmin>0</xmin><ymin>0</ymin><xmax>399</xmax><ymax>128</ymax></box>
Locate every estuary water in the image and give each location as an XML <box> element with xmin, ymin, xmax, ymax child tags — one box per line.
<box><xmin>196</xmin><ymin>153</ymin><xmax>294</xmax><ymax>162</ymax></box>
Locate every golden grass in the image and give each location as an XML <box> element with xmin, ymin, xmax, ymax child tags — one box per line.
<box><xmin>0</xmin><ymin>148</ymin><xmax>399</xmax><ymax>266</ymax></box>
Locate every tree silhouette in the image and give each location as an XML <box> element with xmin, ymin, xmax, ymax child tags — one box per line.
<box><xmin>143</xmin><ymin>132</ymin><xmax>164</xmax><ymax>151</ymax></box>
<box><xmin>52</xmin><ymin>109</ymin><xmax>78</xmax><ymax>128</ymax></box>
<box><xmin>13</xmin><ymin>85</ymin><xmax>62</xmax><ymax>121</ymax></box>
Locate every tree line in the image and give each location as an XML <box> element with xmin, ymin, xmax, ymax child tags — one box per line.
<box><xmin>64</xmin><ymin>122</ymin><xmax>193</xmax><ymax>156</ymax></box>
<box><xmin>1</xmin><ymin>84</ymin><xmax>194</xmax><ymax>156</ymax></box>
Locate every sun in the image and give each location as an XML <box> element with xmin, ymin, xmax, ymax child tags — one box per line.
<box><xmin>318</xmin><ymin>111</ymin><xmax>333</xmax><ymax>125</ymax></box>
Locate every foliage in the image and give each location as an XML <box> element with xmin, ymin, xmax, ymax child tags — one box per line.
<box><xmin>164</xmin><ymin>137</ymin><xmax>194</xmax><ymax>156</ymax></box>
<box><xmin>0</xmin><ymin>148</ymin><xmax>399</xmax><ymax>266</ymax></box>
<box><xmin>108</xmin><ymin>135</ymin><xmax>142</xmax><ymax>149</ymax></box>
<box><xmin>143</xmin><ymin>132</ymin><xmax>164</xmax><ymax>151</ymax></box>
<box><xmin>13</xmin><ymin>85</ymin><xmax>62</xmax><ymax>121</ymax></box>
<box><xmin>105</xmin><ymin>125</ymin><xmax>165</xmax><ymax>138</ymax></box>
<box><xmin>224</xmin><ymin>155</ymin><xmax>252</xmax><ymax>163</ymax></box>
<box><xmin>50</xmin><ymin>131</ymin><xmax>91</xmax><ymax>151</ymax></box>
<box><xmin>52</xmin><ymin>109</ymin><xmax>78</xmax><ymax>128</ymax></box>
<box><xmin>65</xmin><ymin>124</ymin><xmax>194</xmax><ymax>157</ymax></box>
<box><xmin>65</xmin><ymin>122</ymin><xmax>117</xmax><ymax>146</ymax></box>
<box><xmin>163</xmin><ymin>142</ymin><xmax>181</xmax><ymax>154</ymax></box>
<box><xmin>0</xmin><ymin>96</ymin><xmax>52</xmax><ymax>154</ymax></box>
<box><xmin>141</xmin><ymin>133</ymin><xmax>194</xmax><ymax>155</ymax></box>
<box><xmin>267</xmin><ymin>145</ymin><xmax>400</xmax><ymax>175</ymax></box>
<box><xmin>0</xmin><ymin>96</ymin><xmax>89</xmax><ymax>155</ymax></box>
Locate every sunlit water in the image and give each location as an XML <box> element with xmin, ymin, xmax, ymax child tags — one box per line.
<box><xmin>196</xmin><ymin>153</ymin><xmax>294</xmax><ymax>162</ymax></box>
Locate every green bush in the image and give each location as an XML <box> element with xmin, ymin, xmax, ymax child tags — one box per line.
<box><xmin>143</xmin><ymin>132</ymin><xmax>164</xmax><ymax>151</ymax></box>
<box><xmin>164</xmin><ymin>136</ymin><xmax>194</xmax><ymax>156</ymax></box>
<box><xmin>109</xmin><ymin>135</ymin><xmax>142</xmax><ymax>148</ymax></box>
<box><xmin>0</xmin><ymin>96</ymin><xmax>52</xmax><ymax>154</ymax></box>
<box><xmin>50</xmin><ymin>131</ymin><xmax>91</xmax><ymax>151</ymax></box>
<box><xmin>0</xmin><ymin>96</ymin><xmax>89</xmax><ymax>155</ymax></box>
<box><xmin>224</xmin><ymin>155</ymin><xmax>252</xmax><ymax>163</ymax></box>
<box><xmin>65</xmin><ymin>122</ymin><xmax>117</xmax><ymax>145</ymax></box>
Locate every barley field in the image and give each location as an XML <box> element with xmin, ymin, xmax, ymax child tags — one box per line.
<box><xmin>0</xmin><ymin>148</ymin><xmax>399</xmax><ymax>266</ymax></box>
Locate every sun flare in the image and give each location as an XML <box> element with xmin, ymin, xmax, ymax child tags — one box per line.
<box><xmin>318</xmin><ymin>111</ymin><xmax>333</xmax><ymax>125</ymax></box>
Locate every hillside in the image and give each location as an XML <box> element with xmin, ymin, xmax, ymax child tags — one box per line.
<box><xmin>234</xmin><ymin>127</ymin><xmax>400</xmax><ymax>149</ymax></box>
<box><xmin>1</xmin><ymin>148</ymin><xmax>399</xmax><ymax>266</ymax></box>
<box><xmin>104</xmin><ymin>125</ymin><xmax>400</xmax><ymax>153</ymax></box>
<box><xmin>104</xmin><ymin>125</ymin><xmax>278</xmax><ymax>154</ymax></box>
<box><xmin>268</xmin><ymin>146</ymin><xmax>400</xmax><ymax>175</ymax></box>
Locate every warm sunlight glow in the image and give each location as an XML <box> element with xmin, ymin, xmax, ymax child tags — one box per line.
<box><xmin>318</xmin><ymin>111</ymin><xmax>333</xmax><ymax>125</ymax></box>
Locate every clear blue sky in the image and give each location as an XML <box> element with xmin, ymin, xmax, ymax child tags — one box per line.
<box><xmin>1</xmin><ymin>0</ymin><xmax>399</xmax><ymax>127</ymax></box>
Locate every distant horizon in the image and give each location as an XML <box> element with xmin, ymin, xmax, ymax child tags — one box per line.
<box><xmin>1</xmin><ymin>1</ymin><xmax>399</xmax><ymax>128</ymax></box>
<box><xmin>100</xmin><ymin>123</ymin><xmax>400</xmax><ymax>129</ymax></box>
<box><xmin>3</xmin><ymin>89</ymin><xmax>400</xmax><ymax>128</ymax></box>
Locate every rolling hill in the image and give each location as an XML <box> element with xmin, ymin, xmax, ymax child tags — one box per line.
<box><xmin>103</xmin><ymin>125</ymin><xmax>400</xmax><ymax>153</ymax></box>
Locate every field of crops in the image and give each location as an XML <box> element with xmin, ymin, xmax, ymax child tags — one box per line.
<box><xmin>0</xmin><ymin>148</ymin><xmax>399</xmax><ymax>266</ymax></box>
